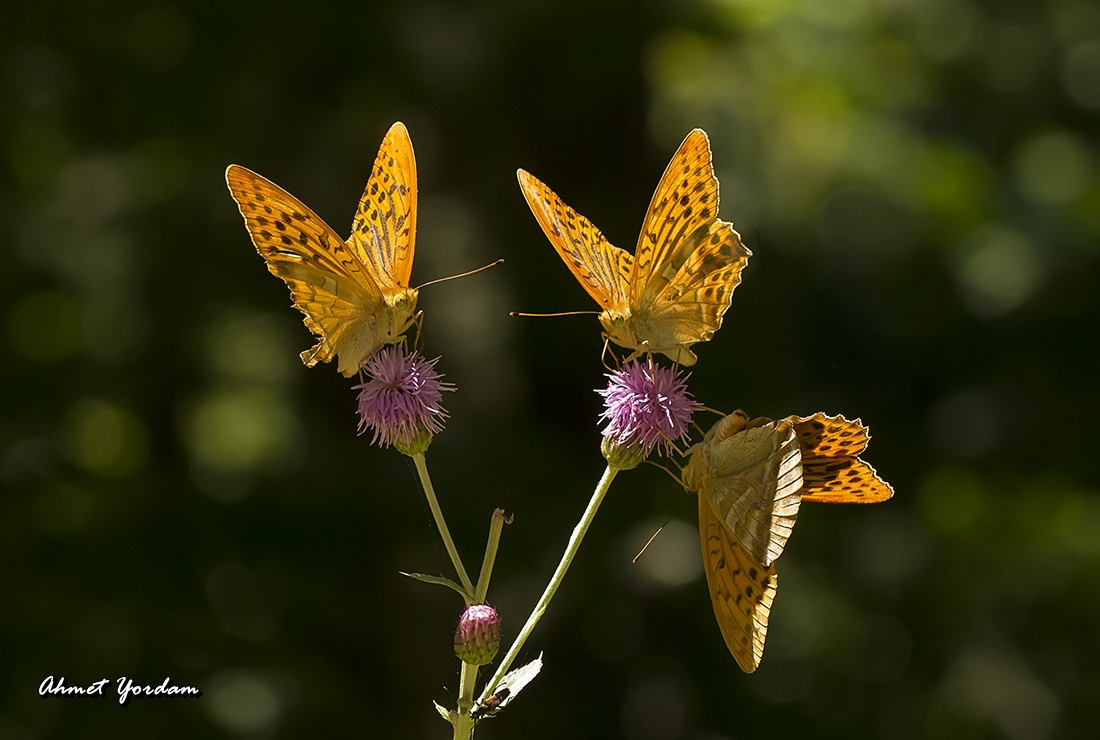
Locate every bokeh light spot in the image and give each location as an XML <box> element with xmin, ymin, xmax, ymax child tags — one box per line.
<box><xmin>203</xmin><ymin>311</ymin><xmax>295</xmax><ymax>385</ymax></box>
<box><xmin>206</xmin><ymin>669</ymin><xmax>287</xmax><ymax>735</ymax></box>
<box><xmin>936</xmin><ymin>648</ymin><xmax>1059</xmax><ymax>740</ymax></box>
<box><xmin>916</xmin><ymin>466</ymin><xmax>987</xmax><ymax>535</ymax></box>
<box><xmin>1013</xmin><ymin>130</ymin><xmax>1094</xmax><ymax>206</ymax></box>
<box><xmin>954</xmin><ymin>224</ymin><xmax>1040</xmax><ymax>318</ymax></box>
<box><xmin>56</xmin><ymin>398</ymin><xmax>149</xmax><ymax>477</ymax></box>
<box><xmin>1062</xmin><ymin>39</ymin><xmax>1100</xmax><ymax>109</ymax></box>
<box><xmin>183</xmin><ymin>388</ymin><xmax>301</xmax><ymax>478</ymax></box>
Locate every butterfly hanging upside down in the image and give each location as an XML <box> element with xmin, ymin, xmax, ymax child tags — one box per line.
<box><xmin>682</xmin><ymin>411</ymin><xmax>894</xmax><ymax>672</ymax></box>
<box><xmin>517</xmin><ymin>129</ymin><xmax>752</xmax><ymax>366</ymax></box>
<box><xmin>225</xmin><ymin>122</ymin><xmax>420</xmax><ymax>377</ymax></box>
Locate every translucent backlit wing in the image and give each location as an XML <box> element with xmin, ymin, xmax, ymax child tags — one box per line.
<box><xmin>516</xmin><ymin>168</ymin><xmax>633</xmax><ymax>312</ymax></box>
<box><xmin>786</xmin><ymin>413</ymin><xmax>894</xmax><ymax>504</ymax></box>
<box><xmin>349</xmin><ymin>121</ymin><xmax>418</xmax><ymax>290</ymax></box>
<box><xmin>627</xmin><ymin>130</ymin><xmax>751</xmax><ymax>363</ymax></box>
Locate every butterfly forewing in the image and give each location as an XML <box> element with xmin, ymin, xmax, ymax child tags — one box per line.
<box><xmin>226</xmin><ymin>165</ymin><xmax>380</xmax><ymax>297</ymax></box>
<box><xmin>349</xmin><ymin>121</ymin><xmax>418</xmax><ymax>290</ymax></box>
<box><xmin>699</xmin><ymin>492</ymin><xmax>777</xmax><ymax>673</ymax></box>
<box><xmin>632</xmin><ymin>131</ymin><xmax>717</xmax><ymax>297</ymax></box>
<box><xmin>631</xmin><ymin>129</ymin><xmax>750</xmax><ymax>309</ymax></box>
<box><xmin>516</xmin><ymin>169</ymin><xmax>633</xmax><ymax>311</ymax></box>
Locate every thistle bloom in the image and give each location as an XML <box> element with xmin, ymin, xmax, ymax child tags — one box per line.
<box><xmin>354</xmin><ymin>345</ymin><xmax>455</xmax><ymax>454</ymax></box>
<box><xmin>597</xmin><ymin>360</ymin><xmax>700</xmax><ymax>467</ymax></box>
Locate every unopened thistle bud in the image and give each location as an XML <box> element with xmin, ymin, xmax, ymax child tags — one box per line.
<box><xmin>454</xmin><ymin>603</ymin><xmax>502</xmax><ymax>666</ymax></box>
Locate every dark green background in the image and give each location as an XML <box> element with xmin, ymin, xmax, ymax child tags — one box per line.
<box><xmin>4</xmin><ymin>1</ymin><xmax>1099</xmax><ymax>738</ymax></box>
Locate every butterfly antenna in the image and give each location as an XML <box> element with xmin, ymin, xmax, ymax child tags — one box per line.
<box><xmin>631</xmin><ymin>519</ymin><xmax>671</xmax><ymax>564</ymax></box>
<box><xmin>415</xmin><ymin>259</ymin><xmax>503</xmax><ymax>290</ymax></box>
<box><xmin>509</xmin><ymin>310</ymin><xmax>600</xmax><ymax>317</ymax></box>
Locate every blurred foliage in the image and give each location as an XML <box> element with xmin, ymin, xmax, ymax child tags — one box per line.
<box><xmin>3</xmin><ymin>0</ymin><xmax>1099</xmax><ymax>738</ymax></box>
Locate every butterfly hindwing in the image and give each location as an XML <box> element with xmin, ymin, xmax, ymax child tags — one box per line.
<box><xmin>699</xmin><ymin>491</ymin><xmax>777</xmax><ymax>673</ymax></box>
<box><xmin>641</xmin><ymin>219</ymin><xmax>751</xmax><ymax>362</ymax></box>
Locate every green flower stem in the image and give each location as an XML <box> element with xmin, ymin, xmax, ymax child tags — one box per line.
<box><xmin>451</xmin><ymin>510</ymin><xmax>508</xmax><ymax>740</ymax></box>
<box><xmin>452</xmin><ymin>660</ymin><xmax>479</xmax><ymax>740</ymax></box>
<box><xmin>478</xmin><ymin>464</ymin><xmax>619</xmax><ymax>703</ymax></box>
<box><xmin>474</xmin><ymin>509</ymin><xmax>510</xmax><ymax>603</ymax></box>
<box><xmin>412</xmin><ymin>452</ymin><xmax>475</xmax><ymax>600</ymax></box>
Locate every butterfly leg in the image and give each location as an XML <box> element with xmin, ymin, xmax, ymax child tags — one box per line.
<box><xmin>599</xmin><ymin>335</ymin><xmax>624</xmax><ymax>372</ymax></box>
<box><xmin>410</xmin><ymin>310</ymin><xmax>426</xmax><ymax>352</ymax></box>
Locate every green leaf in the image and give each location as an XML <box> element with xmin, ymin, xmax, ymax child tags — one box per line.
<box><xmin>400</xmin><ymin>571</ymin><xmax>469</xmax><ymax>600</ymax></box>
<box><xmin>433</xmin><ymin>700</ymin><xmax>454</xmax><ymax>725</ymax></box>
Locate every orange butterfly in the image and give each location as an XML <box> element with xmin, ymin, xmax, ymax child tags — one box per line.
<box><xmin>517</xmin><ymin>129</ymin><xmax>751</xmax><ymax>365</ymax></box>
<box><xmin>684</xmin><ymin>411</ymin><xmax>893</xmax><ymax>672</ymax></box>
<box><xmin>226</xmin><ymin>122</ymin><xmax>418</xmax><ymax>377</ymax></box>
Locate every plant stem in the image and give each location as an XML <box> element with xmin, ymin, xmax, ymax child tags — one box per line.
<box><xmin>412</xmin><ymin>452</ymin><xmax>475</xmax><ymax>599</ymax></box>
<box><xmin>452</xmin><ymin>661</ymin><xmax>479</xmax><ymax>740</ymax></box>
<box><xmin>474</xmin><ymin>509</ymin><xmax>509</xmax><ymax>603</ymax></box>
<box><xmin>477</xmin><ymin>464</ymin><xmax>619</xmax><ymax>702</ymax></box>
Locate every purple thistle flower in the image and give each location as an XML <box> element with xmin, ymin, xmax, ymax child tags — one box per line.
<box><xmin>354</xmin><ymin>345</ymin><xmax>455</xmax><ymax>454</ymax></box>
<box><xmin>597</xmin><ymin>360</ymin><xmax>700</xmax><ymax>466</ymax></box>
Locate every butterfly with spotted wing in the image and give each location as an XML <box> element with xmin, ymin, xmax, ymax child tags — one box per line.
<box><xmin>683</xmin><ymin>411</ymin><xmax>893</xmax><ymax>671</ymax></box>
<box><xmin>226</xmin><ymin>122</ymin><xmax>418</xmax><ymax>377</ymax></box>
<box><xmin>518</xmin><ymin>129</ymin><xmax>751</xmax><ymax>365</ymax></box>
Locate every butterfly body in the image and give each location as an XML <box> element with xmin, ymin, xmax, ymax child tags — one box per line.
<box><xmin>519</xmin><ymin>129</ymin><xmax>751</xmax><ymax>365</ymax></box>
<box><xmin>226</xmin><ymin>122</ymin><xmax>419</xmax><ymax>377</ymax></box>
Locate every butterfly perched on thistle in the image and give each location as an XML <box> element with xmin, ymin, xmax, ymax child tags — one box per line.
<box><xmin>517</xmin><ymin>129</ymin><xmax>751</xmax><ymax>365</ymax></box>
<box><xmin>226</xmin><ymin>122</ymin><xmax>419</xmax><ymax>377</ymax></box>
<box><xmin>683</xmin><ymin>411</ymin><xmax>894</xmax><ymax>672</ymax></box>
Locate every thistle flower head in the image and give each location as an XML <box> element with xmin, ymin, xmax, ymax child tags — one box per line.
<box><xmin>454</xmin><ymin>603</ymin><xmax>502</xmax><ymax>666</ymax></box>
<box><xmin>597</xmin><ymin>360</ymin><xmax>700</xmax><ymax>466</ymax></box>
<box><xmin>354</xmin><ymin>345</ymin><xmax>455</xmax><ymax>454</ymax></box>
